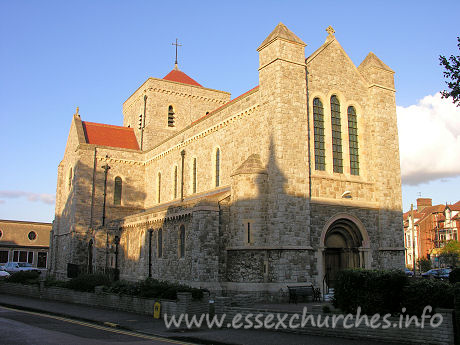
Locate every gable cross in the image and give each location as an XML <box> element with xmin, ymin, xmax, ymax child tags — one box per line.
<box><xmin>172</xmin><ymin>38</ymin><xmax>182</xmax><ymax>68</ymax></box>
<box><xmin>326</xmin><ymin>26</ymin><xmax>335</xmax><ymax>36</ymax></box>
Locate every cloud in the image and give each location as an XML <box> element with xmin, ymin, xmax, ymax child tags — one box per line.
<box><xmin>0</xmin><ymin>190</ymin><xmax>55</xmax><ymax>205</ymax></box>
<box><xmin>397</xmin><ymin>93</ymin><xmax>460</xmax><ymax>185</ymax></box>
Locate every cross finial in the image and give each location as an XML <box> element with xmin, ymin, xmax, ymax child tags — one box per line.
<box><xmin>172</xmin><ymin>38</ymin><xmax>182</xmax><ymax>70</ymax></box>
<box><xmin>74</xmin><ymin>106</ymin><xmax>80</xmax><ymax>117</ymax></box>
<box><xmin>326</xmin><ymin>25</ymin><xmax>335</xmax><ymax>36</ymax></box>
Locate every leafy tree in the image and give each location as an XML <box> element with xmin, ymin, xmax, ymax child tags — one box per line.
<box><xmin>417</xmin><ymin>257</ymin><xmax>431</xmax><ymax>272</ymax></box>
<box><xmin>439</xmin><ymin>37</ymin><xmax>460</xmax><ymax>106</ymax></box>
<box><xmin>439</xmin><ymin>240</ymin><xmax>460</xmax><ymax>268</ymax></box>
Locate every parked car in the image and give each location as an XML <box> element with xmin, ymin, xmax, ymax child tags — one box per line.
<box><xmin>0</xmin><ymin>270</ymin><xmax>10</xmax><ymax>278</ymax></box>
<box><xmin>3</xmin><ymin>262</ymin><xmax>41</xmax><ymax>274</ymax></box>
<box><xmin>405</xmin><ymin>268</ymin><xmax>414</xmax><ymax>276</ymax></box>
<box><xmin>421</xmin><ymin>268</ymin><xmax>451</xmax><ymax>280</ymax></box>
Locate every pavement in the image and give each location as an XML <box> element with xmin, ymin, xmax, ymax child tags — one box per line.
<box><xmin>0</xmin><ymin>294</ymin><xmax>396</xmax><ymax>345</ymax></box>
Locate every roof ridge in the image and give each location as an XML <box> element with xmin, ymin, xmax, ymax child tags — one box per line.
<box><xmin>83</xmin><ymin>121</ymin><xmax>134</xmax><ymax>131</ymax></box>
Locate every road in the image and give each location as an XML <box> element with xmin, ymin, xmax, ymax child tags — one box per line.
<box><xmin>0</xmin><ymin>306</ymin><xmax>194</xmax><ymax>345</ymax></box>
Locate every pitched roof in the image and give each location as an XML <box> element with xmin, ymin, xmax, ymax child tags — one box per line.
<box><xmin>258</xmin><ymin>22</ymin><xmax>306</xmax><ymax>50</ymax></box>
<box><xmin>358</xmin><ymin>52</ymin><xmax>394</xmax><ymax>73</ymax></box>
<box><xmin>450</xmin><ymin>200</ymin><xmax>460</xmax><ymax>211</ymax></box>
<box><xmin>82</xmin><ymin>122</ymin><xmax>139</xmax><ymax>150</ymax></box>
<box><xmin>163</xmin><ymin>69</ymin><xmax>202</xmax><ymax>87</ymax></box>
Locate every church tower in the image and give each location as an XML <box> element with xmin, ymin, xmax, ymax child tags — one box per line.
<box><xmin>257</xmin><ymin>23</ymin><xmax>311</xmax><ymax>247</ymax></box>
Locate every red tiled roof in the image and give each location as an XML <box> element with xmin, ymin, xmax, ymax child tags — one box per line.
<box><xmin>82</xmin><ymin>122</ymin><xmax>139</xmax><ymax>150</ymax></box>
<box><xmin>450</xmin><ymin>200</ymin><xmax>460</xmax><ymax>211</ymax></box>
<box><xmin>163</xmin><ymin>69</ymin><xmax>202</xmax><ymax>87</ymax></box>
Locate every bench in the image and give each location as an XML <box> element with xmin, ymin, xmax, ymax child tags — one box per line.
<box><xmin>287</xmin><ymin>285</ymin><xmax>321</xmax><ymax>304</ymax></box>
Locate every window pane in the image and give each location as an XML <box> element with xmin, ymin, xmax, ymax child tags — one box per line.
<box><xmin>313</xmin><ymin>98</ymin><xmax>325</xmax><ymax>171</ymax></box>
<box><xmin>114</xmin><ymin>177</ymin><xmax>122</xmax><ymax>205</ymax></box>
<box><xmin>348</xmin><ymin>106</ymin><xmax>359</xmax><ymax>175</ymax></box>
<box><xmin>331</xmin><ymin>96</ymin><xmax>343</xmax><ymax>173</ymax></box>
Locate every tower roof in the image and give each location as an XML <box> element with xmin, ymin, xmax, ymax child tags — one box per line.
<box><xmin>82</xmin><ymin>122</ymin><xmax>139</xmax><ymax>150</ymax></box>
<box><xmin>258</xmin><ymin>22</ymin><xmax>306</xmax><ymax>51</ymax></box>
<box><xmin>359</xmin><ymin>52</ymin><xmax>394</xmax><ymax>72</ymax></box>
<box><xmin>163</xmin><ymin>69</ymin><xmax>202</xmax><ymax>87</ymax></box>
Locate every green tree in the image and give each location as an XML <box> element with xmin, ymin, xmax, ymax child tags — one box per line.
<box><xmin>439</xmin><ymin>240</ymin><xmax>460</xmax><ymax>268</ymax></box>
<box><xmin>417</xmin><ymin>257</ymin><xmax>432</xmax><ymax>272</ymax></box>
<box><xmin>439</xmin><ymin>37</ymin><xmax>460</xmax><ymax>106</ymax></box>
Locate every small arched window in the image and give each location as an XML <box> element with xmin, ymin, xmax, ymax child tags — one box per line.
<box><xmin>168</xmin><ymin>105</ymin><xmax>175</xmax><ymax>127</ymax></box>
<box><xmin>215</xmin><ymin>148</ymin><xmax>220</xmax><ymax>187</ymax></box>
<box><xmin>313</xmin><ymin>98</ymin><xmax>325</xmax><ymax>171</ymax></box>
<box><xmin>192</xmin><ymin>158</ymin><xmax>197</xmax><ymax>193</ymax></box>
<box><xmin>68</xmin><ymin>167</ymin><xmax>73</xmax><ymax>191</ymax></box>
<box><xmin>179</xmin><ymin>225</ymin><xmax>185</xmax><ymax>258</ymax></box>
<box><xmin>157</xmin><ymin>172</ymin><xmax>161</xmax><ymax>203</ymax></box>
<box><xmin>173</xmin><ymin>166</ymin><xmax>178</xmax><ymax>199</ymax></box>
<box><xmin>348</xmin><ymin>106</ymin><xmax>359</xmax><ymax>175</ymax></box>
<box><xmin>157</xmin><ymin>228</ymin><xmax>163</xmax><ymax>258</ymax></box>
<box><xmin>114</xmin><ymin>177</ymin><xmax>122</xmax><ymax>205</ymax></box>
<box><xmin>331</xmin><ymin>95</ymin><xmax>343</xmax><ymax>173</ymax></box>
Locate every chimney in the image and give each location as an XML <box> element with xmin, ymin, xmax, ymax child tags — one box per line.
<box><xmin>417</xmin><ymin>198</ymin><xmax>432</xmax><ymax>212</ymax></box>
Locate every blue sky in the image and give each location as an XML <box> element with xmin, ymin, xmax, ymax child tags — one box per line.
<box><xmin>0</xmin><ymin>0</ymin><xmax>459</xmax><ymax>222</ymax></box>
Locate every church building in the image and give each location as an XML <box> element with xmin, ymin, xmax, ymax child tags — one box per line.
<box><xmin>49</xmin><ymin>24</ymin><xmax>405</xmax><ymax>298</ymax></box>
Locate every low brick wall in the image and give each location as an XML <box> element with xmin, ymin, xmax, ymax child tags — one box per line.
<box><xmin>0</xmin><ymin>282</ymin><xmax>208</xmax><ymax>317</ymax></box>
<box><xmin>215</xmin><ymin>297</ymin><xmax>455</xmax><ymax>345</ymax></box>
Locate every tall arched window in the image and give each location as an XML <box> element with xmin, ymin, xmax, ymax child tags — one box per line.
<box><xmin>157</xmin><ymin>172</ymin><xmax>161</xmax><ymax>203</ymax></box>
<box><xmin>331</xmin><ymin>96</ymin><xmax>343</xmax><ymax>173</ymax></box>
<box><xmin>114</xmin><ymin>176</ymin><xmax>122</xmax><ymax>205</ymax></box>
<box><xmin>348</xmin><ymin>106</ymin><xmax>359</xmax><ymax>175</ymax></box>
<box><xmin>168</xmin><ymin>105</ymin><xmax>175</xmax><ymax>127</ymax></box>
<box><xmin>192</xmin><ymin>158</ymin><xmax>197</xmax><ymax>193</ymax></box>
<box><xmin>173</xmin><ymin>166</ymin><xmax>178</xmax><ymax>199</ymax></box>
<box><xmin>179</xmin><ymin>225</ymin><xmax>185</xmax><ymax>258</ymax></box>
<box><xmin>68</xmin><ymin>167</ymin><xmax>73</xmax><ymax>191</ymax></box>
<box><xmin>215</xmin><ymin>148</ymin><xmax>220</xmax><ymax>187</ymax></box>
<box><xmin>157</xmin><ymin>228</ymin><xmax>163</xmax><ymax>258</ymax></box>
<box><xmin>313</xmin><ymin>98</ymin><xmax>325</xmax><ymax>171</ymax></box>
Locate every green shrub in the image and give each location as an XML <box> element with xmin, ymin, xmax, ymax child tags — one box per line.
<box><xmin>103</xmin><ymin>278</ymin><xmax>204</xmax><ymax>300</ymax></box>
<box><xmin>44</xmin><ymin>277</ymin><xmax>68</xmax><ymax>288</ymax></box>
<box><xmin>333</xmin><ymin>268</ymin><xmax>455</xmax><ymax>316</ymax></box>
<box><xmin>103</xmin><ymin>280</ymin><xmax>139</xmax><ymax>295</ymax></box>
<box><xmin>8</xmin><ymin>271</ymin><xmax>41</xmax><ymax>284</ymax></box>
<box><xmin>333</xmin><ymin>269</ymin><xmax>407</xmax><ymax>315</ymax></box>
<box><xmin>449</xmin><ymin>267</ymin><xmax>460</xmax><ymax>284</ymax></box>
<box><xmin>402</xmin><ymin>279</ymin><xmax>454</xmax><ymax>316</ymax></box>
<box><xmin>417</xmin><ymin>257</ymin><xmax>432</xmax><ymax>272</ymax></box>
<box><xmin>65</xmin><ymin>273</ymin><xmax>111</xmax><ymax>292</ymax></box>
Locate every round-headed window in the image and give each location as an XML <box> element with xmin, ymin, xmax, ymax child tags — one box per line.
<box><xmin>28</xmin><ymin>231</ymin><xmax>37</xmax><ymax>241</ymax></box>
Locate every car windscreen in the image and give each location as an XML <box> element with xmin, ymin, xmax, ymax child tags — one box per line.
<box><xmin>18</xmin><ymin>263</ymin><xmax>32</xmax><ymax>267</ymax></box>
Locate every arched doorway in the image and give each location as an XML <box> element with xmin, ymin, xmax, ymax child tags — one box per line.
<box><xmin>324</xmin><ymin>218</ymin><xmax>363</xmax><ymax>288</ymax></box>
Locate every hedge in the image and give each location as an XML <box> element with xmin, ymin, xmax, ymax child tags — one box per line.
<box><xmin>333</xmin><ymin>269</ymin><xmax>455</xmax><ymax>316</ymax></box>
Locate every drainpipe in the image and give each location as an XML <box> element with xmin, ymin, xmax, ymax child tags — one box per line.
<box><xmin>114</xmin><ymin>235</ymin><xmax>120</xmax><ymax>281</ymax></box>
<box><xmin>148</xmin><ymin>229</ymin><xmax>153</xmax><ymax>278</ymax></box>
<box><xmin>140</xmin><ymin>95</ymin><xmax>147</xmax><ymax>151</ymax></box>
<box><xmin>180</xmin><ymin>150</ymin><xmax>186</xmax><ymax>202</ymax></box>
<box><xmin>101</xmin><ymin>158</ymin><xmax>110</xmax><ymax>226</ymax></box>
<box><xmin>89</xmin><ymin>147</ymin><xmax>97</xmax><ymax>229</ymax></box>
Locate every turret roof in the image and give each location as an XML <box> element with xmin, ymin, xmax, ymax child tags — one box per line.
<box><xmin>258</xmin><ymin>22</ymin><xmax>306</xmax><ymax>50</ymax></box>
<box><xmin>359</xmin><ymin>52</ymin><xmax>394</xmax><ymax>72</ymax></box>
<box><xmin>163</xmin><ymin>68</ymin><xmax>202</xmax><ymax>87</ymax></box>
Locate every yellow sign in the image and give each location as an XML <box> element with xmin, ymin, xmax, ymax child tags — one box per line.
<box><xmin>153</xmin><ymin>302</ymin><xmax>161</xmax><ymax>319</ymax></box>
